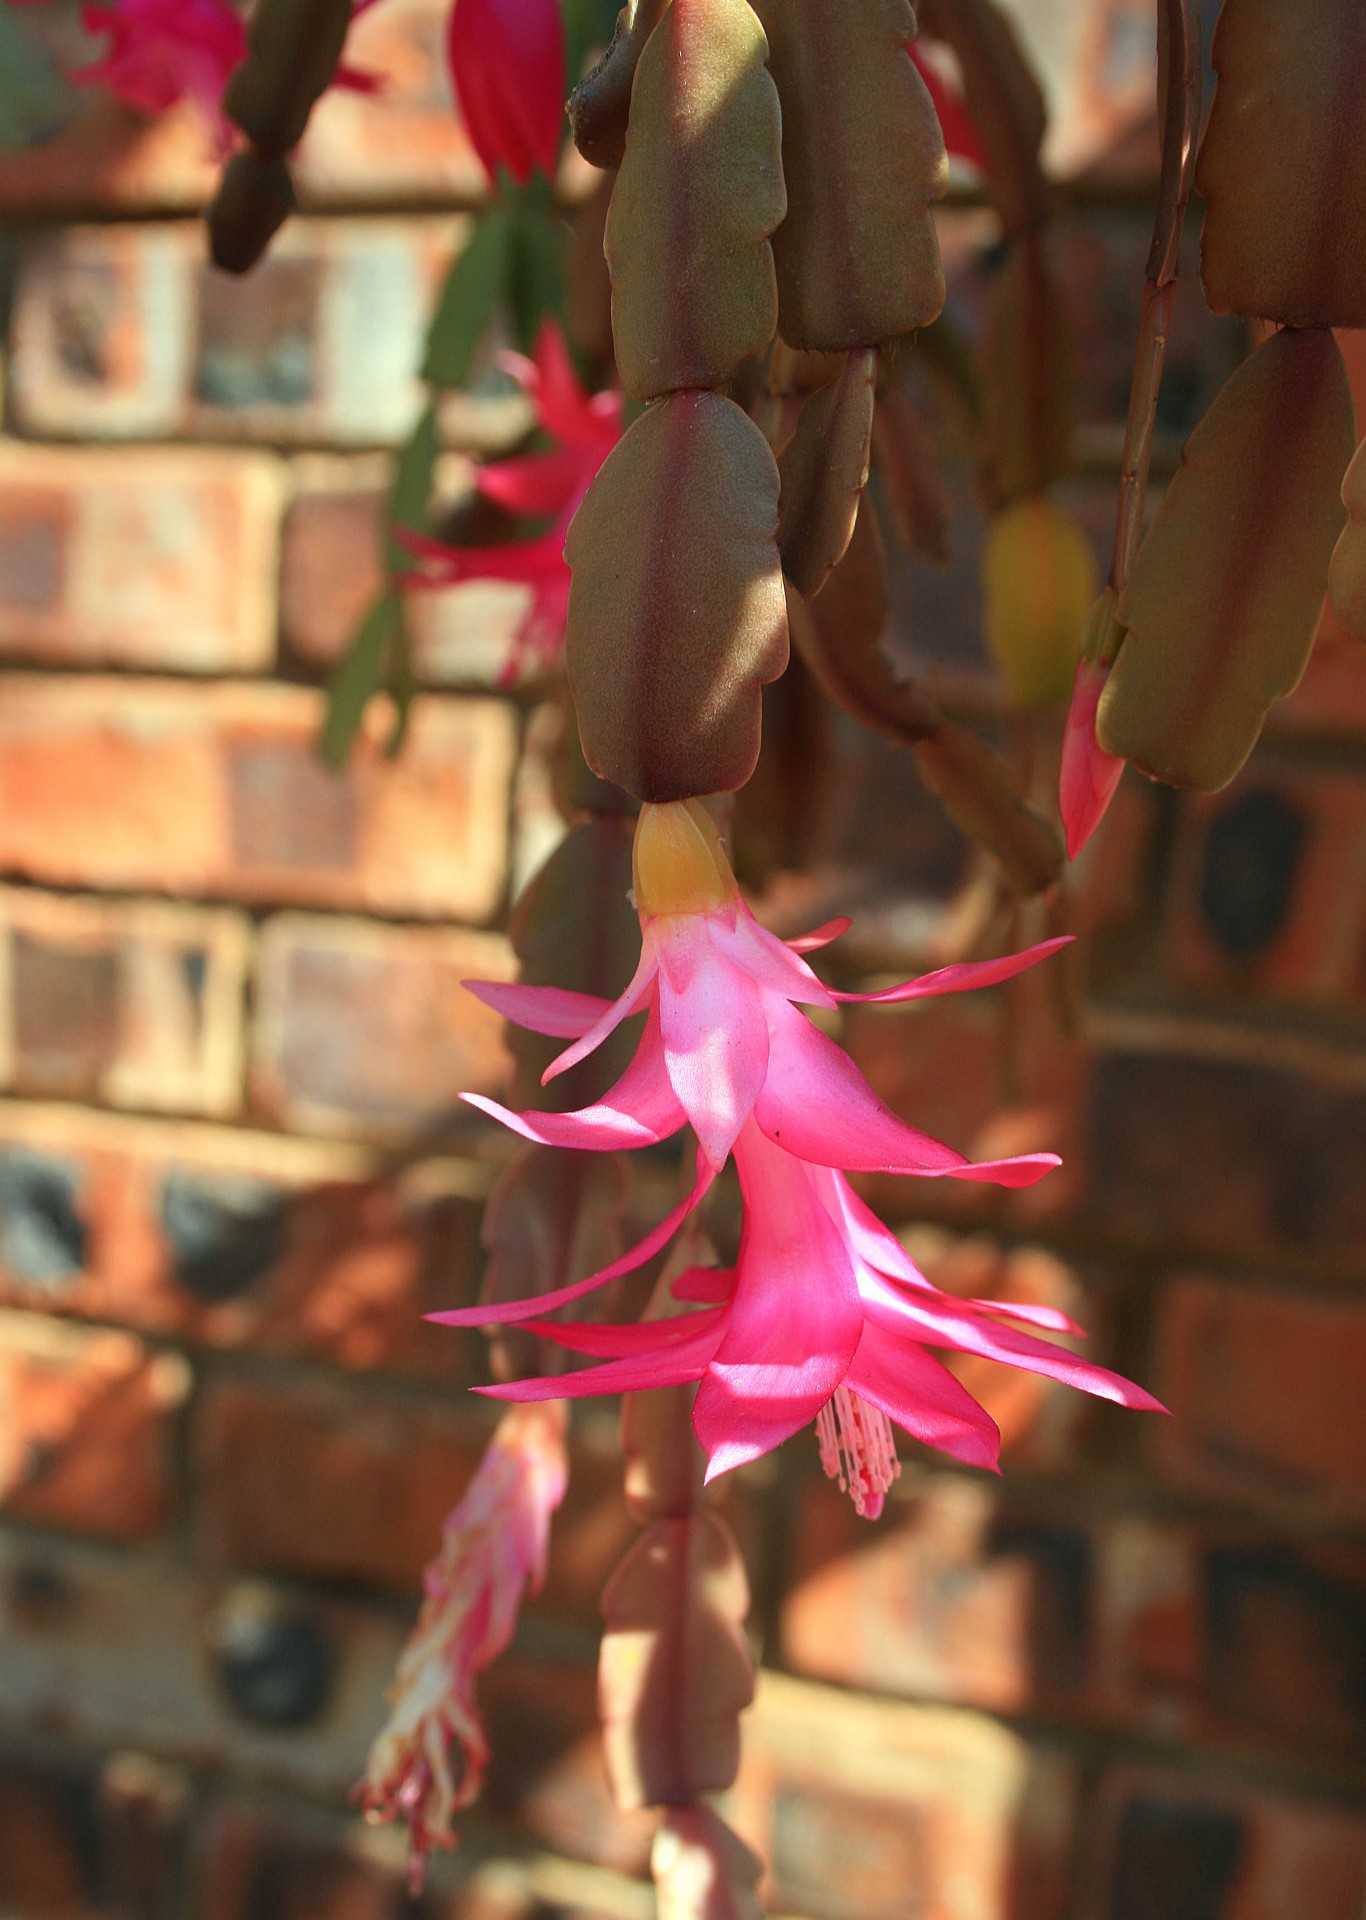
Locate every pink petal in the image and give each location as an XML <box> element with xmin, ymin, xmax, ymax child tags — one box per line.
<box><xmin>832</xmin><ymin>936</ymin><xmax>1073</xmax><ymax>1005</ymax></box>
<box><xmin>464</xmin><ymin>979</ymin><xmax>612</xmax><ymax>1039</ymax></box>
<box><xmin>542</xmin><ymin>943</ymin><xmax>659</xmax><ymax>1083</ymax></box>
<box><xmin>846</xmin><ymin>1323</ymin><xmax>1001</xmax><ymax>1471</ymax></box>
<box><xmin>970</xmin><ymin>1299</ymin><xmax>1088</xmax><ymax>1338</ymax></box>
<box><xmin>518</xmin><ymin>1307</ymin><xmax>727</xmax><ymax>1357</ymax></box>
<box><xmin>529</xmin><ymin>321</ymin><xmax>606</xmax><ymax>448</ymax></box>
<box><xmin>788</xmin><ymin>917</ymin><xmax>853</xmax><ymax>953</ymax></box>
<box><xmin>476</xmin><ymin>446</ymin><xmax>587</xmax><ymax>519</ymax></box>
<box><xmin>859</xmin><ymin>1271</ymin><xmax>1167</xmax><ymax>1413</ymax></box>
<box><xmin>672</xmin><ymin>1265</ymin><xmax>735</xmax><ymax>1305</ymax></box>
<box><xmin>463</xmin><ymin>1007</ymin><xmax>685</xmax><ymax>1152</ymax></box>
<box><xmin>447</xmin><ymin>0</ymin><xmax>564</xmax><ymax>184</ymax></box>
<box><xmin>477</xmin><ymin>1331</ymin><xmax>715</xmax><ymax>1401</ymax></box>
<box><xmin>756</xmin><ymin>1001</ymin><xmax>1060</xmax><ymax>1187</ymax></box>
<box><xmin>710</xmin><ymin>904</ymin><xmax>836</xmax><ymax>1008</ymax></box>
<box><xmin>657</xmin><ymin>924</ymin><xmax>770</xmax><ymax>1169</ymax></box>
<box><xmin>429</xmin><ymin>1156</ymin><xmax>715</xmax><ymax>1328</ymax></box>
<box><xmin>910</xmin><ymin>44</ymin><xmax>991</xmax><ymax>171</ymax></box>
<box><xmin>694</xmin><ymin>1129</ymin><xmax>863</xmax><ymax>1478</ymax></box>
<box><xmin>1061</xmin><ymin>660</ymin><xmax>1125</xmax><ymax>859</ymax></box>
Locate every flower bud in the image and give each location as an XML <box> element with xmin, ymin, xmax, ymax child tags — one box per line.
<box><xmin>632</xmin><ymin>801</ymin><xmax>736</xmax><ymax>918</ymax></box>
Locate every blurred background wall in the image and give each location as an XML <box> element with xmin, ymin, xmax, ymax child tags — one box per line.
<box><xmin>1</xmin><ymin>2</ymin><xmax>1366</xmax><ymax>1917</ymax></box>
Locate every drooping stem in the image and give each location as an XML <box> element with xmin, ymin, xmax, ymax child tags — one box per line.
<box><xmin>1108</xmin><ymin>0</ymin><xmax>1202</xmax><ymax>604</ymax></box>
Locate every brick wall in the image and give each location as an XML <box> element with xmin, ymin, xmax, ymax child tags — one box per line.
<box><xmin>2</xmin><ymin>4</ymin><xmax>1366</xmax><ymax>1919</ymax></box>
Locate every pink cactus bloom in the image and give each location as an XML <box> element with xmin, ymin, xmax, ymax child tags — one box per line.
<box><xmin>447</xmin><ymin>0</ymin><xmax>564</xmax><ymax>186</ymax></box>
<box><xmin>433</xmin><ymin>803</ymin><xmax>1162</xmax><ymax>1516</ymax></box>
<box><xmin>401</xmin><ymin>321</ymin><xmax>621</xmax><ymax>684</ymax></box>
<box><xmin>911</xmin><ymin>42</ymin><xmax>990</xmax><ymax>173</ymax></box>
<box><xmin>1060</xmin><ymin>658</ymin><xmax>1126</xmax><ymax>859</ymax></box>
<box><xmin>73</xmin><ymin>0</ymin><xmax>379</xmax><ymax>152</ymax></box>
<box><xmin>359</xmin><ymin>1401</ymin><xmax>568</xmax><ymax>1891</ymax></box>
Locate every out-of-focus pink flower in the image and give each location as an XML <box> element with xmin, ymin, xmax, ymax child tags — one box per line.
<box><xmin>359</xmin><ymin>1401</ymin><xmax>568</xmax><ymax>1889</ymax></box>
<box><xmin>74</xmin><ymin>0</ymin><xmax>245</xmax><ymax>138</ymax></box>
<box><xmin>911</xmin><ymin>42</ymin><xmax>990</xmax><ymax>173</ymax></box>
<box><xmin>1060</xmin><ymin>658</ymin><xmax>1125</xmax><ymax>858</ymax></box>
<box><xmin>447</xmin><ymin>0</ymin><xmax>564</xmax><ymax>186</ymax></box>
<box><xmin>402</xmin><ymin>320</ymin><xmax>621</xmax><ymax>684</ymax></box>
<box><xmin>433</xmin><ymin>802</ymin><xmax>1162</xmax><ymax>1515</ymax></box>
<box><xmin>72</xmin><ymin>0</ymin><xmax>379</xmax><ymax>151</ymax></box>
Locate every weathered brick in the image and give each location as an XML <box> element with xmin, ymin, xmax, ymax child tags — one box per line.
<box><xmin>1163</xmin><ymin>767</ymin><xmax>1366</xmax><ymax>1006</ymax></box>
<box><xmin>1084</xmin><ymin>1020</ymin><xmax>1366</xmax><ymax>1268</ymax></box>
<box><xmin>0</xmin><ymin>1310</ymin><xmax>188</xmax><ymax>1540</ymax></box>
<box><xmin>279</xmin><ymin>461</ymin><xmax>523</xmax><ymax>686</ymax></box>
<box><xmin>9</xmin><ymin>219</ymin><xmax>461</xmax><ymax>446</ymax></box>
<box><xmin>0</xmin><ymin>444</ymin><xmax>282</xmax><ymax>673</ymax></box>
<box><xmin>250</xmin><ymin>915</ymin><xmax>514</xmax><ymax>1140</ymax></box>
<box><xmin>0</xmin><ymin>1100</ymin><xmax>486</xmax><ymax>1379</ymax></box>
<box><xmin>190</xmin><ymin>1802</ymin><xmax>654</xmax><ymax>1920</ymax></box>
<box><xmin>481</xmin><ymin>1659</ymin><xmax>655</xmax><ymax>1878</ymax></box>
<box><xmin>841</xmin><ymin>985</ymin><xmax>1087</xmax><ymax>1232</ymax></box>
<box><xmin>0</xmin><ymin>887</ymin><xmax>249</xmax><ymax>1117</ymax></box>
<box><xmin>0</xmin><ymin>1533</ymin><xmax>408</xmax><ymax>1796</ymax></box>
<box><xmin>1096</xmin><ymin>1517</ymin><xmax>1366</xmax><ymax>1770</ymax></box>
<box><xmin>292</xmin><ymin>0</ymin><xmax>486</xmax><ymax>207</ymax></box>
<box><xmin>195</xmin><ymin>1375</ymin><xmax>637</xmax><ymax>1623</ymax></box>
<box><xmin>1151</xmin><ymin>1277</ymin><xmax>1366</xmax><ymax>1521</ymax></box>
<box><xmin>735</xmin><ymin>1673</ymin><xmax>1077</xmax><ymax>1920</ymax></box>
<box><xmin>0</xmin><ymin>678</ymin><xmax>517</xmax><ymax>921</ymax></box>
<box><xmin>780</xmin><ymin>1472</ymin><xmax>1094</xmax><ymax>1720</ymax></box>
<box><xmin>1081</xmin><ymin>1766</ymin><xmax>1366</xmax><ymax>1920</ymax></box>
<box><xmin>0</xmin><ymin>1742</ymin><xmax>187</xmax><ymax>1920</ymax></box>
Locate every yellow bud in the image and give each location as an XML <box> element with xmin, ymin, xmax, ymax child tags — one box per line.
<box><xmin>983</xmin><ymin>496</ymin><xmax>1098</xmax><ymax>709</ymax></box>
<box><xmin>632</xmin><ymin>800</ymin><xmax>735</xmax><ymax>918</ymax></box>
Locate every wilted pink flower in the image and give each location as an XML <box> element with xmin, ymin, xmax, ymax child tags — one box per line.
<box><xmin>447</xmin><ymin>0</ymin><xmax>564</xmax><ymax>186</ymax></box>
<box><xmin>73</xmin><ymin>0</ymin><xmax>378</xmax><ymax>152</ymax></box>
<box><xmin>360</xmin><ymin>1401</ymin><xmax>568</xmax><ymax>1890</ymax></box>
<box><xmin>1060</xmin><ymin>658</ymin><xmax>1125</xmax><ymax>858</ymax></box>
<box><xmin>911</xmin><ymin>42</ymin><xmax>990</xmax><ymax>173</ymax></box>
<box><xmin>434</xmin><ymin>802</ymin><xmax>1162</xmax><ymax>1514</ymax></box>
<box><xmin>402</xmin><ymin>321</ymin><xmax>621</xmax><ymax>683</ymax></box>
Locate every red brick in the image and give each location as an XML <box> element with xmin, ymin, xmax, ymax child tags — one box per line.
<box><xmin>280</xmin><ymin>462</ymin><xmax>524</xmax><ymax>686</ymax></box>
<box><xmin>735</xmin><ymin>1674</ymin><xmax>1077</xmax><ymax>1920</ymax></box>
<box><xmin>0</xmin><ymin>444</ymin><xmax>282</xmax><ymax>672</ymax></box>
<box><xmin>1162</xmin><ymin>766</ymin><xmax>1366</xmax><ymax>1006</ymax></box>
<box><xmin>1084</xmin><ymin>1022</ymin><xmax>1366</xmax><ymax>1268</ymax></box>
<box><xmin>1096</xmin><ymin>1517</ymin><xmax>1366</xmax><ymax>1769</ymax></box>
<box><xmin>190</xmin><ymin>1802</ymin><xmax>654</xmax><ymax>1920</ymax></box>
<box><xmin>0</xmin><ymin>1744</ymin><xmax>187</xmax><ymax>1920</ymax></box>
<box><xmin>0</xmin><ymin>678</ymin><xmax>517</xmax><ymax>921</ymax></box>
<box><xmin>841</xmin><ymin>983</ymin><xmax>1087</xmax><ymax>1232</ymax></box>
<box><xmin>1151</xmin><ymin>1278</ymin><xmax>1366</xmax><ymax>1521</ymax></box>
<box><xmin>1081</xmin><ymin>1765</ymin><xmax>1366</xmax><ymax>1920</ymax></box>
<box><xmin>0</xmin><ymin>887</ymin><xmax>249</xmax><ymax>1117</ymax></box>
<box><xmin>780</xmin><ymin>1473</ymin><xmax>1094</xmax><ymax>1719</ymax></box>
<box><xmin>9</xmin><ymin>219</ymin><xmax>462</xmax><ymax>447</ymax></box>
<box><xmin>0</xmin><ymin>75</ymin><xmax>215</xmax><ymax>219</ymax></box>
<box><xmin>0</xmin><ymin>1102</ymin><xmax>487</xmax><ymax>1380</ymax></box>
<box><xmin>0</xmin><ymin>1310</ymin><xmax>188</xmax><ymax>1540</ymax></box>
<box><xmin>0</xmin><ymin>1533</ymin><xmax>409</xmax><ymax>1795</ymax></box>
<box><xmin>292</xmin><ymin>0</ymin><xmax>486</xmax><ymax>207</ymax></box>
<box><xmin>481</xmin><ymin>1659</ymin><xmax>656</xmax><ymax>1877</ymax></box>
<box><xmin>195</xmin><ymin>1376</ymin><xmax>638</xmax><ymax>1622</ymax></box>
<box><xmin>250</xmin><ymin>915</ymin><xmax>514</xmax><ymax>1139</ymax></box>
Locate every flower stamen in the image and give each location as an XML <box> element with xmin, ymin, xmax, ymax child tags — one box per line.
<box><xmin>816</xmin><ymin>1386</ymin><xmax>901</xmax><ymax>1520</ymax></box>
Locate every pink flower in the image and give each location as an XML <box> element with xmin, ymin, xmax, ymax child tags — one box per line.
<box><xmin>1060</xmin><ymin>658</ymin><xmax>1125</xmax><ymax>859</ymax></box>
<box><xmin>401</xmin><ymin>321</ymin><xmax>621</xmax><ymax>684</ymax></box>
<box><xmin>360</xmin><ymin>1402</ymin><xmax>568</xmax><ymax>1890</ymax></box>
<box><xmin>74</xmin><ymin>0</ymin><xmax>246</xmax><ymax>138</ymax></box>
<box><xmin>73</xmin><ymin>0</ymin><xmax>379</xmax><ymax>152</ymax></box>
<box><xmin>911</xmin><ymin>42</ymin><xmax>990</xmax><ymax>173</ymax></box>
<box><xmin>433</xmin><ymin>802</ymin><xmax>1162</xmax><ymax>1515</ymax></box>
<box><xmin>447</xmin><ymin>0</ymin><xmax>565</xmax><ymax>186</ymax></box>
